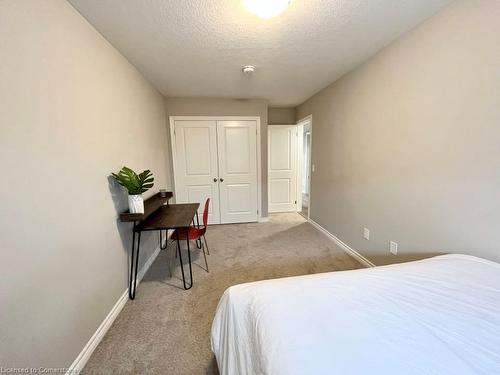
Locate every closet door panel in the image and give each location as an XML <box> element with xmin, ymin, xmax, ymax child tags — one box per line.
<box><xmin>173</xmin><ymin>120</ymin><xmax>220</xmax><ymax>224</ymax></box>
<box><xmin>217</xmin><ymin>120</ymin><xmax>258</xmax><ymax>224</ymax></box>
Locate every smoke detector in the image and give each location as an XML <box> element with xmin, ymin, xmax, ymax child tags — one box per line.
<box><xmin>242</xmin><ymin>65</ymin><xmax>255</xmax><ymax>74</ymax></box>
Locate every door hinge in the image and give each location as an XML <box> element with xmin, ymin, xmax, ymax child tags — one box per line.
<box><xmin>257</xmin><ymin>209</ymin><xmax>259</xmax><ymax>214</ymax></box>
<box><xmin>295</xmin><ymin>200</ymin><xmax>297</xmax><ymax>204</ymax></box>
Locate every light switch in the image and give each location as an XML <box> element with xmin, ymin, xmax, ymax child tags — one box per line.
<box><xmin>363</xmin><ymin>228</ymin><xmax>370</xmax><ymax>240</ymax></box>
<box><xmin>312</xmin><ymin>164</ymin><xmax>315</xmax><ymax>172</ymax></box>
<box><xmin>390</xmin><ymin>241</ymin><xmax>398</xmax><ymax>255</ymax></box>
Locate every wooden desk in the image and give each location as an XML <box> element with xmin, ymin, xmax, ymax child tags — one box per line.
<box><xmin>119</xmin><ymin>193</ymin><xmax>199</xmax><ymax>299</ymax></box>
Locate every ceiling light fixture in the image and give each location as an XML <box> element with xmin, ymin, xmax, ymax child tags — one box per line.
<box><xmin>243</xmin><ymin>0</ymin><xmax>291</xmax><ymax>19</ymax></box>
<box><xmin>242</xmin><ymin>65</ymin><xmax>255</xmax><ymax>74</ymax></box>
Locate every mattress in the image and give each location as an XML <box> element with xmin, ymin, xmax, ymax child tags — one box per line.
<box><xmin>211</xmin><ymin>255</ymin><xmax>500</xmax><ymax>375</ymax></box>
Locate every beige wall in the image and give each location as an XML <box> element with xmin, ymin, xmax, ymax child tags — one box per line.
<box><xmin>165</xmin><ymin>97</ymin><xmax>269</xmax><ymax>216</ymax></box>
<box><xmin>268</xmin><ymin>107</ymin><xmax>296</xmax><ymax>125</ymax></box>
<box><xmin>296</xmin><ymin>0</ymin><xmax>500</xmax><ymax>265</ymax></box>
<box><xmin>0</xmin><ymin>0</ymin><xmax>170</xmax><ymax>368</ymax></box>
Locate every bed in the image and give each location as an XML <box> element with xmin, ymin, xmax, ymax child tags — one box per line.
<box><xmin>211</xmin><ymin>255</ymin><xmax>500</xmax><ymax>375</ymax></box>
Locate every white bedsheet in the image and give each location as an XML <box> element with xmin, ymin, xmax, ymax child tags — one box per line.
<box><xmin>211</xmin><ymin>255</ymin><xmax>500</xmax><ymax>375</ymax></box>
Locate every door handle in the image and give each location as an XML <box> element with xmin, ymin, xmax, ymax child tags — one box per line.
<box><xmin>220</xmin><ymin>178</ymin><xmax>224</xmax><ymax>182</ymax></box>
<box><xmin>213</xmin><ymin>178</ymin><xmax>218</xmax><ymax>182</ymax></box>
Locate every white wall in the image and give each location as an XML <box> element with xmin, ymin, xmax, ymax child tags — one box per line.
<box><xmin>268</xmin><ymin>107</ymin><xmax>296</xmax><ymax>125</ymax></box>
<box><xmin>296</xmin><ymin>0</ymin><xmax>500</xmax><ymax>265</ymax></box>
<box><xmin>0</xmin><ymin>0</ymin><xmax>170</xmax><ymax>368</ymax></box>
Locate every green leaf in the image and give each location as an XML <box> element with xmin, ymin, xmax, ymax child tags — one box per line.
<box><xmin>111</xmin><ymin>166</ymin><xmax>154</xmax><ymax>195</ymax></box>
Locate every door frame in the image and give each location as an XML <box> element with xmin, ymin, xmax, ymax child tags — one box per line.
<box><xmin>296</xmin><ymin>115</ymin><xmax>313</xmax><ymax>220</ymax></box>
<box><xmin>169</xmin><ymin>116</ymin><xmax>263</xmax><ymax>222</ymax></box>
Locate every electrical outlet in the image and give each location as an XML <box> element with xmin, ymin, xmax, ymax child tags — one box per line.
<box><xmin>390</xmin><ymin>241</ymin><xmax>398</xmax><ymax>255</ymax></box>
<box><xmin>363</xmin><ymin>228</ymin><xmax>370</xmax><ymax>240</ymax></box>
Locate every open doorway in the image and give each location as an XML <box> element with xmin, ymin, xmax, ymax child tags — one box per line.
<box><xmin>297</xmin><ymin>116</ymin><xmax>312</xmax><ymax>219</ymax></box>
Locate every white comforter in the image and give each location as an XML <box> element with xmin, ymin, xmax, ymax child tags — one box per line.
<box><xmin>211</xmin><ymin>255</ymin><xmax>500</xmax><ymax>375</ymax></box>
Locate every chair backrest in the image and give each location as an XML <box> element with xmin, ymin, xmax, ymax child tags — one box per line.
<box><xmin>202</xmin><ymin>198</ymin><xmax>210</xmax><ymax>227</ymax></box>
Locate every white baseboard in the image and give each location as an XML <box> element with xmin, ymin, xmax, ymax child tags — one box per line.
<box><xmin>258</xmin><ymin>216</ymin><xmax>270</xmax><ymax>223</ymax></box>
<box><xmin>67</xmin><ymin>290</ymin><xmax>128</xmax><ymax>375</ymax></box>
<box><xmin>66</xmin><ymin>243</ymin><xmax>162</xmax><ymax>374</ymax></box>
<box><xmin>308</xmin><ymin>219</ymin><xmax>375</xmax><ymax>268</ymax></box>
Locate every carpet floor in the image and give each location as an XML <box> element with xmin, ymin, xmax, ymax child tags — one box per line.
<box><xmin>82</xmin><ymin>213</ymin><xmax>363</xmax><ymax>374</ymax></box>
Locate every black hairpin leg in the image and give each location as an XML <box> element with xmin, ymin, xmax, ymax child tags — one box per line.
<box><xmin>175</xmin><ymin>234</ymin><xmax>193</xmax><ymax>290</ymax></box>
<box><xmin>186</xmin><ymin>237</ymin><xmax>193</xmax><ymax>287</ymax></box>
<box><xmin>129</xmin><ymin>229</ymin><xmax>142</xmax><ymax>300</ymax></box>
<box><xmin>195</xmin><ymin>212</ymin><xmax>202</xmax><ymax>249</ymax></box>
<box><xmin>159</xmin><ymin>230</ymin><xmax>168</xmax><ymax>250</ymax></box>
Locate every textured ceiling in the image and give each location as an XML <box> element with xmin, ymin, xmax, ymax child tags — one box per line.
<box><xmin>68</xmin><ymin>0</ymin><xmax>454</xmax><ymax>106</ymax></box>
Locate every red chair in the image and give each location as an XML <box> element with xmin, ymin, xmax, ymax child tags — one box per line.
<box><xmin>171</xmin><ymin>198</ymin><xmax>210</xmax><ymax>272</ymax></box>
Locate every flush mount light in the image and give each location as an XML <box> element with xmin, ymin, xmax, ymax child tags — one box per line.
<box><xmin>243</xmin><ymin>0</ymin><xmax>291</xmax><ymax>19</ymax></box>
<box><xmin>242</xmin><ymin>65</ymin><xmax>255</xmax><ymax>74</ymax></box>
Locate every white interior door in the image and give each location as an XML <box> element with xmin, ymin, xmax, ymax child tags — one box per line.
<box><xmin>172</xmin><ymin>120</ymin><xmax>221</xmax><ymax>224</ymax></box>
<box><xmin>268</xmin><ymin>125</ymin><xmax>298</xmax><ymax>213</ymax></box>
<box><xmin>217</xmin><ymin>120</ymin><xmax>258</xmax><ymax>224</ymax></box>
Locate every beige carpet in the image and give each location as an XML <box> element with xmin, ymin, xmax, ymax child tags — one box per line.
<box><xmin>82</xmin><ymin>213</ymin><xmax>363</xmax><ymax>374</ymax></box>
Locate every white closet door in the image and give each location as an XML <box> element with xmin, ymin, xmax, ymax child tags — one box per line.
<box><xmin>217</xmin><ymin>120</ymin><xmax>258</xmax><ymax>224</ymax></box>
<box><xmin>173</xmin><ymin>120</ymin><xmax>220</xmax><ymax>224</ymax></box>
<box><xmin>268</xmin><ymin>125</ymin><xmax>298</xmax><ymax>213</ymax></box>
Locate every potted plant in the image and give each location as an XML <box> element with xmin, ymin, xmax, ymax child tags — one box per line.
<box><xmin>112</xmin><ymin>167</ymin><xmax>154</xmax><ymax>214</ymax></box>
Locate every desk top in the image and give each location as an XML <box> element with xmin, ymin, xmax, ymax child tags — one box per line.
<box><xmin>135</xmin><ymin>203</ymin><xmax>199</xmax><ymax>232</ymax></box>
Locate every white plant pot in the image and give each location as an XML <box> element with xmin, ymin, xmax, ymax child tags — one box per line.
<box><xmin>128</xmin><ymin>194</ymin><xmax>144</xmax><ymax>214</ymax></box>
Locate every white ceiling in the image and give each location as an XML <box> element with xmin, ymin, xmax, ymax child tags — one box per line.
<box><xmin>68</xmin><ymin>0</ymin><xmax>454</xmax><ymax>106</ymax></box>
